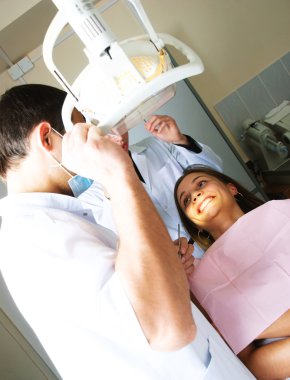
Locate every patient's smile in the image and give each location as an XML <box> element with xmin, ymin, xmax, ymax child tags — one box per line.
<box><xmin>198</xmin><ymin>197</ymin><xmax>214</xmax><ymax>213</ymax></box>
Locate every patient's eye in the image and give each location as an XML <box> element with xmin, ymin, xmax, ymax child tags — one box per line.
<box><xmin>197</xmin><ymin>180</ymin><xmax>206</xmax><ymax>189</ymax></box>
<box><xmin>183</xmin><ymin>194</ymin><xmax>191</xmax><ymax>208</ymax></box>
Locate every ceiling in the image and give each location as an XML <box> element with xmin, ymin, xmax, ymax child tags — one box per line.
<box><xmin>0</xmin><ymin>0</ymin><xmax>57</xmax><ymax>74</ymax></box>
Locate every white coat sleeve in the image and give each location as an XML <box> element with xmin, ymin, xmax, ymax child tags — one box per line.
<box><xmin>166</xmin><ymin>140</ymin><xmax>223</xmax><ymax>172</ymax></box>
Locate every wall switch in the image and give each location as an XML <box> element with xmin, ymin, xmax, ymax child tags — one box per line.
<box><xmin>18</xmin><ymin>56</ymin><xmax>34</xmax><ymax>73</ymax></box>
<box><xmin>8</xmin><ymin>64</ymin><xmax>24</xmax><ymax>80</ymax></box>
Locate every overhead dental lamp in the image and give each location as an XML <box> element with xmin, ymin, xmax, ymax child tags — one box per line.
<box><xmin>43</xmin><ymin>0</ymin><xmax>204</xmax><ymax>135</ymax></box>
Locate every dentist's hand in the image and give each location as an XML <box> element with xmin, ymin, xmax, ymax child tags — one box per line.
<box><xmin>173</xmin><ymin>237</ymin><xmax>195</xmax><ymax>277</ymax></box>
<box><xmin>62</xmin><ymin>123</ymin><xmax>134</xmax><ymax>186</ymax></box>
<box><xmin>145</xmin><ymin>115</ymin><xmax>188</xmax><ymax>145</ymax></box>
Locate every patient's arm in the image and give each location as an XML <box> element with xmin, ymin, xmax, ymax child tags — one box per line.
<box><xmin>238</xmin><ymin>338</ymin><xmax>290</xmax><ymax>380</ymax></box>
<box><xmin>237</xmin><ymin>309</ymin><xmax>290</xmax><ymax>379</ymax></box>
<box><xmin>257</xmin><ymin>309</ymin><xmax>290</xmax><ymax>339</ymax></box>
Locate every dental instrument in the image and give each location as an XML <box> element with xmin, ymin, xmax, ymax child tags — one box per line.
<box><xmin>178</xmin><ymin>223</ymin><xmax>182</xmax><ymax>258</ymax></box>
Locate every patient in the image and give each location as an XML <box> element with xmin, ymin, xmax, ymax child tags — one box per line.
<box><xmin>174</xmin><ymin>165</ymin><xmax>290</xmax><ymax>380</ymax></box>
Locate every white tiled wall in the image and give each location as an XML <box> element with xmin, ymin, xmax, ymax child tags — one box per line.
<box><xmin>215</xmin><ymin>51</ymin><xmax>290</xmax><ymax>158</ymax></box>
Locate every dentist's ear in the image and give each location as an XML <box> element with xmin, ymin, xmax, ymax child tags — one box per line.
<box><xmin>38</xmin><ymin>122</ymin><xmax>54</xmax><ymax>151</ymax></box>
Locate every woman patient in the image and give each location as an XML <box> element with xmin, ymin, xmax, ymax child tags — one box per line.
<box><xmin>174</xmin><ymin>165</ymin><xmax>290</xmax><ymax>380</ymax></box>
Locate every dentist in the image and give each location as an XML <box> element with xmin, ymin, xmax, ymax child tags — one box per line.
<box><xmin>0</xmin><ymin>84</ymin><xmax>254</xmax><ymax>379</ymax></box>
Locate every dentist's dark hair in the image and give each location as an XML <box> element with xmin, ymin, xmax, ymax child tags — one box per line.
<box><xmin>0</xmin><ymin>84</ymin><xmax>67</xmax><ymax>179</ymax></box>
<box><xmin>174</xmin><ymin>166</ymin><xmax>264</xmax><ymax>250</ymax></box>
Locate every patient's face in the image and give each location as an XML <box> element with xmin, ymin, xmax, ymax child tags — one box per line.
<box><xmin>176</xmin><ymin>172</ymin><xmax>238</xmax><ymax>230</ymax></box>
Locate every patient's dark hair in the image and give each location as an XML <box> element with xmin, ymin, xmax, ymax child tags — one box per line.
<box><xmin>174</xmin><ymin>166</ymin><xmax>265</xmax><ymax>250</ymax></box>
<box><xmin>0</xmin><ymin>84</ymin><xmax>67</xmax><ymax>179</ymax></box>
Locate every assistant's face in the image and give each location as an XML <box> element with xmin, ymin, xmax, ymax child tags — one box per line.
<box><xmin>176</xmin><ymin>172</ymin><xmax>237</xmax><ymax>230</ymax></box>
<box><xmin>120</xmin><ymin>131</ymin><xmax>129</xmax><ymax>151</ymax></box>
<box><xmin>107</xmin><ymin>132</ymin><xmax>129</xmax><ymax>152</ymax></box>
<box><xmin>71</xmin><ymin>109</ymin><xmax>129</xmax><ymax>151</ymax></box>
<box><xmin>71</xmin><ymin>108</ymin><xmax>86</xmax><ymax>124</ymax></box>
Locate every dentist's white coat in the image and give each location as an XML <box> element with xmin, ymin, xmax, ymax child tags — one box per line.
<box><xmin>0</xmin><ymin>192</ymin><xmax>255</xmax><ymax>380</ymax></box>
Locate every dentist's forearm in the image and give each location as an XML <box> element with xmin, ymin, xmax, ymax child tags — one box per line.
<box><xmin>109</xmin><ymin>168</ymin><xmax>196</xmax><ymax>351</ymax></box>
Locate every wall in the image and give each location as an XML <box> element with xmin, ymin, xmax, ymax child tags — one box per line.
<box><xmin>0</xmin><ymin>273</ymin><xmax>60</xmax><ymax>379</ymax></box>
<box><xmin>156</xmin><ymin>0</ymin><xmax>290</xmax><ymax>159</ymax></box>
<box><xmin>215</xmin><ymin>52</ymin><xmax>290</xmax><ymax>159</ymax></box>
<box><xmin>0</xmin><ymin>0</ymin><xmax>42</xmax><ymax>30</ymax></box>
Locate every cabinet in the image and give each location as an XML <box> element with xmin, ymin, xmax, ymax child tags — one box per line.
<box><xmin>0</xmin><ymin>309</ymin><xmax>59</xmax><ymax>380</ymax></box>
